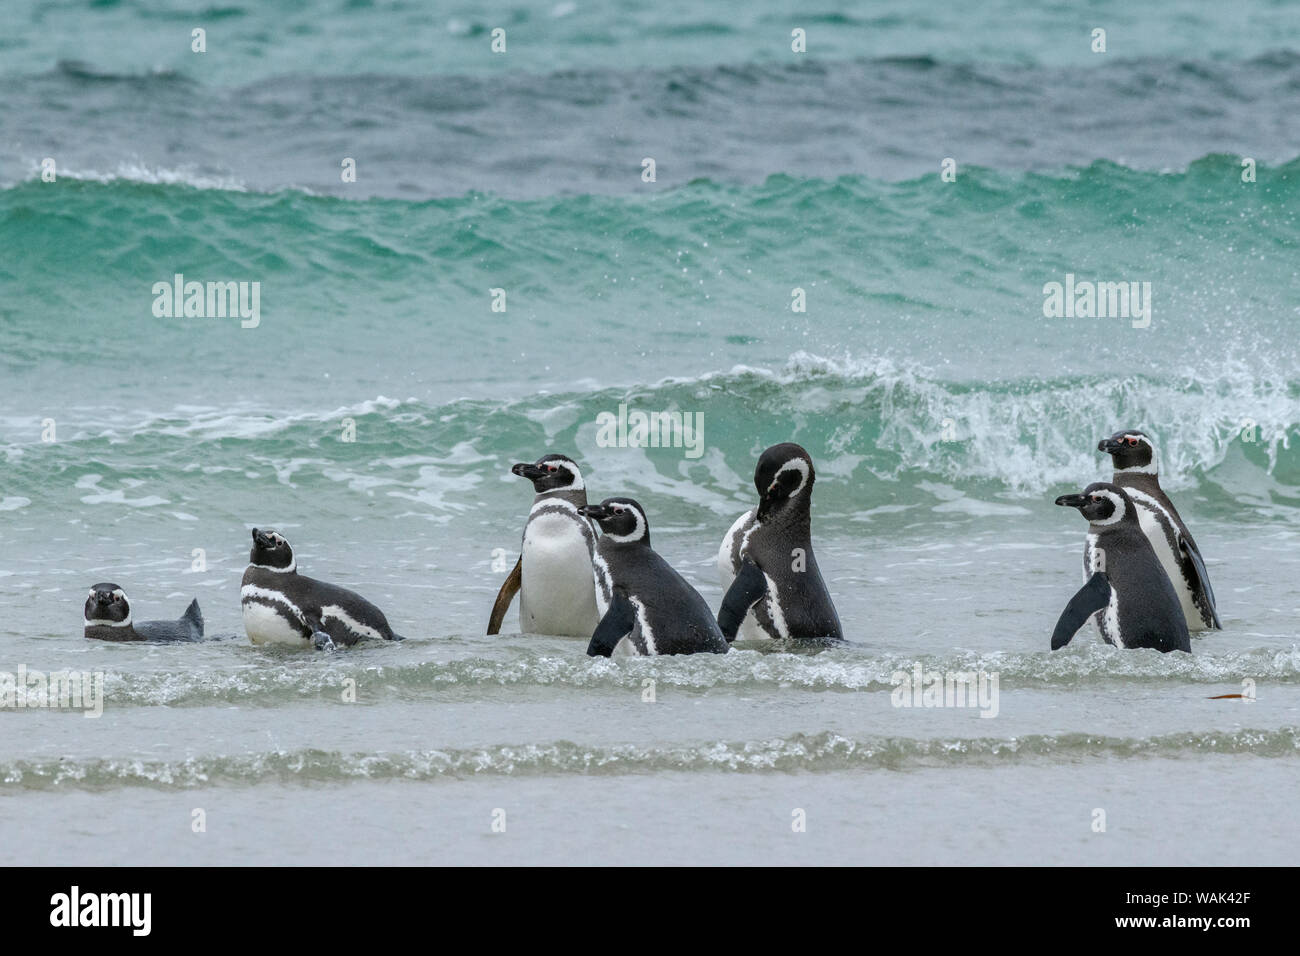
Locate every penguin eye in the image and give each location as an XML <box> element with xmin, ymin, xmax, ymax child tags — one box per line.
<box><xmin>1126</xmin><ymin>437</ymin><xmax>1138</xmax><ymax>446</ymax></box>
<box><xmin>613</xmin><ymin>507</ymin><xmax>624</xmax><ymax>515</ymax></box>
<box><xmin>546</xmin><ymin>465</ymin><xmax>558</xmax><ymax>473</ymax></box>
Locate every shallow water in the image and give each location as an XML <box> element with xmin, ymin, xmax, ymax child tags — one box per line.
<box><xmin>3</xmin><ymin>505</ymin><xmax>1297</xmax><ymax>863</ymax></box>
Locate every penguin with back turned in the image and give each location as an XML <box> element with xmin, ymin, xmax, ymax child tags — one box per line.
<box><xmin>717</xmin><ymin>442</ymin><xmax>842</xmax><ymax>642</ymax></box>
<box><xmin>1098</xmin><ymin>429</ymin><xmax>1220</xmax><ymax>630</ymax></box>
<box><xmin>1052</xmin><ymin>482</ymin><xmax>1191</xmax><ymax>653</ymax></box>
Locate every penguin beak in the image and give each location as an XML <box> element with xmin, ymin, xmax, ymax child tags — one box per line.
<box><xmin>252</xmin><ymin>528</ymin><xmax>271</xmax><ymax>546</ymax></box>
<box><xmin>511</xmin><ymin>463</ymin><xmax>545</xmax><ymax>481</ymax></box>
<box><xmin>1054</xmin><ymin>493</ymin><xmax>1088</xmax><ymax>510</ymax></box>
<box><xmin>96</xmin><ymin>591</ymin><xmax>113</xmax><ymax>606</ymax></box>
<box><xmin>577</xmin><ymin>504</ymin><xmax>608</xmax><ymax>521</ymax></box>
<box><xmin>1098</xmin><ymin>438</ymin><xmax>1121</xmax><ymax>454</ymax></box>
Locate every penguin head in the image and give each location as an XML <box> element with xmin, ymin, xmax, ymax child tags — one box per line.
<box><xmin>249</xmin><ymin>528</ymin><xmax>296</xmax><ymax>571</ymax></box>
<box><xmin>1054</xmin><ymin>482</ymin><xmax>1134</xmax><ymax>527</ymax></box>
<box><xmin>85</xmin><ymin>583</ymin><xmax>131</xmax><ymax>626</ymax></box>
<box><xmin>1098</xmin><ymin>429</ymin><xmax>1157</xmax><ymax>474</ymax></box>
<box><xmin>511</xmin><ymin>454</ymin><xmax>585</xmax><ymax>495</ymax></box>
<box><xmin>578</xmin><ymin>497</ymin><xmax>650</xmax><ymax>546</ymax></box>
<box><xmin>755</xmin><ymin>443</ymin><xmax>815</xmax><ymax>519</ymax></box>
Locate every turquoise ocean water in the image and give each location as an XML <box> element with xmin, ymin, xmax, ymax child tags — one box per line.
<box><xmin>1</xmin><ymin>0</ymin><xmax>1299</xmax><ymax>864</ymax></box>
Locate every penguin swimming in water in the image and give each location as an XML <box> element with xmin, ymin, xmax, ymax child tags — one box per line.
<box><xmin>83</xmin><ymin>584</ymin><xmax>203</xmax><ymax>642</ymax></box>
<box><xmin>579</xmin><ymin>498</ymin><xmax>727</xmax><ymax>657</ymax></box>
<box><xmin>1099</xmin><ymin>429</ymin><xmax>1220</xmax><ymax>630</ymax></box>
<box><xmin>487</xmin><ymin>454</ymin><xmax>601</xmax><ymax>637</ymax></box>
<box><xmin>241</xmin><ymin>529</ymin><xmax>405</xmax><ymax>649</ymax></box>
<box><xmin>717</xmin><ymin>442</ymin><xmax>843</xmax><ymax>643</ymax></box>
<box><xmin>1052</xmin><ymin>482</ymin><xmax>1191</xmax><ymax>653</ymax></box>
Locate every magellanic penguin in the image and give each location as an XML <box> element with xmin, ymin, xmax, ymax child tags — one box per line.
<box><xmin>1099</xmin><ymin>429</ymin><xmax>1220</xmax><ymax>630</ymax></box>
<box><xmin>578</xmin><ymin>498</ymin><xmax>728</xmax><ymax>657</ymax></box>
<box><xmin>1052</xmin><ymin>482</ymin><xmax>1191</xmax><ymax>653</ymax></box>
<box><xmin>241</xmin><ymin>529</ymin><xmax>405</xmax><ymax>649</ymax></box>
<box><xmin>717</xmin><ymin>442</ymin><xmax>843</xmax><ymax>643</ymax></box>
<box><xmin>487</xmin><ymin>454</ymin><xmax>602</xmax><ymax>637</ymax></box>
<box><xmin>83</xmin><ymin>584</ymin><xmax>203</xmax><ymax>642</ymax></box>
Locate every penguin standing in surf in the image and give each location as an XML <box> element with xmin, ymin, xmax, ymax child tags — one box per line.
<box><xmin>83</xmin><ymin>584</ymin><xmax>203</xmax><ymax>642</ymax></box>
<box><xmin>1099</xmin><ymin>429</ymin><xmax>1219</xmax><ymax>630</ymax></box>
<box><xmin>717</xmin><ymin>442</ymin><xmax>842</xmax><ymax>642</ymax></box>
<box><xmin>579</xmin><ymin>498</ymin><xmax>727</xmax><ymax>656</ymax></box>
<box><xmin>1052</xmin><ymin>482</ymin><xmax>1191</xmax><ymax>653</ymax></box>
<box><xmin>241</xmin><ymin>529</ymin><xmax>404</xmax><ymax>649</ymax></box>
<box><xmin>487</xmin><ymin>454</ymin><xmax>601</xmax><ymax>637</ymax></box>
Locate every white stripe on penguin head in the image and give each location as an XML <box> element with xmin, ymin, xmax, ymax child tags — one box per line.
<box><xmin>252</xmin><ymin>532</ymin><xmax>297</xmax><ymax>573</ymax></box>
<box><xmin>1114</xmin><ymin>433</ymin><xmax>1158</xmax><ymax>475</ymax></box>
<box><xmin>84</xmin><ymin>615</ymin><xmax>133</xmax><ymax>627</ymax></box>
<box><xmin>768</xmin><ymin>458</ymin><xmax>810</xmax><ymax>498</ymax></box>
<box><xmin>603</xmin><ymin>503</ymin><xmax>647</xmax><ymax>544</ymax></box>
<box><xmin>1090</xmin><ymin>489</ymin><xmax>1127</xmax><ymax>526</ymax></box>
<box><xmin>536</xmin><ymin>459</ymin><xmax>585</xmax><ymax>494</ymax></box>
<box><xmin>561</xmin><ymin>460</ymin><xmax>585</xmax><ymax>492</ymax></box>
<box><xmin>85</xmin><ymin>588</ymin><xmax>133</xmax><ymax>627</ymax></box>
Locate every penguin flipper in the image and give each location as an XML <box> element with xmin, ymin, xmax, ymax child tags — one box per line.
<box><xmin>1180</xmin><ymin>535</ymin><xmax>1221</xmax><ymax>628</ymax></box>
<box><xmin>718</xmin><ymin>558</ymin><xmax>767</xmax><ymax>642</ymax></box>
<box><xmin>303</xmin><ymin>611</ymin><xmax>339</xmax><ymax>650</ymax></box>
<box><xmin>588</xmin><ymin>590</ymin><xmax>635</xmax><ymax>657</ymax></box>
<box><xmin>487</xmin><ymin>556</ymin><xmax>522</xmax><ymax>635</ymax></box>
<box><xmin>1051</xmin><ymin>572</ymin><xmax>1111</xmax><ymax>650</ymax></box>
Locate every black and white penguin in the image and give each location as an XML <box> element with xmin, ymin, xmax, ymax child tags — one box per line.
<box><xmin>1099</xmin><ymin>429</ymin><xmax>1220</xmax><ymax>630</ymax></box>
<box><xmin>717</xmin><ymin>443</ymin><xmax>842</xmax><ymax>642</ymax></box>
<box><xmin>240</xmin><ymin>529</ymin><xmax>404</xmax><ymax>649</ymax></box>
<box><xmin>1052</xmin><ymin>482</ymin><xmax>1191</xmax><ymax>653</ymax></box>
<box><xmin>487</xmin><ymin>454</ymin><xmax>602</xmax><ymax>637</ymax></box>
<box><xmin>578</xmin><ymin>498</ymin><xmax>727</xmax><ymax>657</ymax></box>
<box><xmin>83</xmin><ymin>584</ymin><xmax>203</xmax><ymax>642</ymax></box>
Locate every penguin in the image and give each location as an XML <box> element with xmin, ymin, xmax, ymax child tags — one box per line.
<box><xmin>578</xmin><ymin>498</ymin><xmax>728</xmax><ymax>657</ymax></box>
<box><xmin>240</xmin><ymin>529</ymin><xmax>404</xmax><ymax>649</ymax></box>
<box><xmin>1052</xmin><ymin>482</ymin><xmax>1191</xmax><ymax>653</ymax></box>
<box><xmin>83</xmin><ymin>584</ymin><xmax>203</xmax><ymax>642</ymax></box>
<box><xmin>1099</xmin><ymin>429</ymin><xmax>1220</xmax><ymax>630</ymax></box>
<box><xmin>487</xmin><ymin>454</ymin><xmax>602</xmax><ymax>637</ymax></box>
<box><xmin>716</xmin><ymin>442</ymin><xmax>843</xmax><ymax>643</ymax></box>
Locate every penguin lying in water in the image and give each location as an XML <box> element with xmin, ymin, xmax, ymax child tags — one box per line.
<box><xmin>83</xmin><ymin>584</ymin><xmax>204</xmax><ymax>642</ymax></box>
<box><xmin>487</xmin><ymin>454</ymin><xmax>600</xmax><ymax>637</ymax></box>
<box><xmin>1099</xmin><ymin>429</ymin><xmax>1220</xmax><ymax>630</ymax></box>
<box><xmin>1053</xmin><ymin>483</ymin><xmax>1191</xmax><ymax>653</ymax></box>
<box><xmin>241</xmin><ymin>529</ymin><xmax>405</xmax><ymax>650</ymax></box>
<box><xmin>578</xmin><ymin>498</ymin><xmax>728</xmax><ymax>657</ymax></box>
<box><xmin>717</xmin><ymin>442</ymin><xmax>842</xmax><ymax>643</ymax></box>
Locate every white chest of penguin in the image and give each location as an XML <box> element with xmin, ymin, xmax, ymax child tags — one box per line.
<box><xmin>519</xmin><ymin>510</ymin><xmax>597</xmax><ymax>632</ymax></box>
<box><xmin>242</xmin><ymin>600</ymin><xmax>309</xmax><ymax>646</ymax></box>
